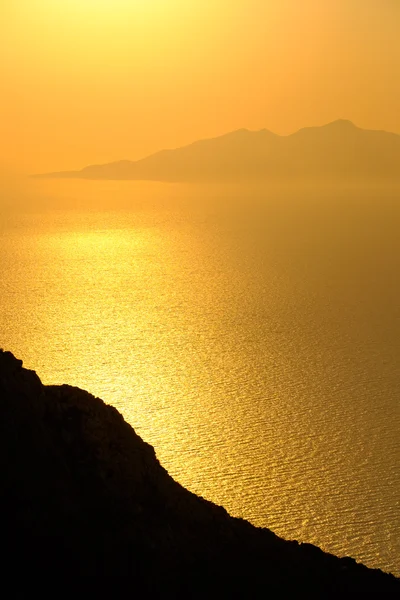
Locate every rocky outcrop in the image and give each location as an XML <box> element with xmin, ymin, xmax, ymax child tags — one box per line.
<box><xmin>0</xmin><ymin>349</ymin><xmax>398</xmax><ymax>596</ymax></box>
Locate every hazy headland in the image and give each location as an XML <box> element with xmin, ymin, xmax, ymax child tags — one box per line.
<box><xmin>35</xmin><ymin>120</ymin><xmax>400</xmax><ymax>185</ymax></box>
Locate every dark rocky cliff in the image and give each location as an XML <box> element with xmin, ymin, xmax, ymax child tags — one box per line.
<box><xmin>0</xmin><ymin>349</ymin><xmax>398</xmax><ymax>596</ymax></box>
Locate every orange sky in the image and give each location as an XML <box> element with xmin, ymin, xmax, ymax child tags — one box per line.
<box><xmin>1</xmin><ymin>0</ymin><xmax>399</xmax><ymax>173</ymax></box>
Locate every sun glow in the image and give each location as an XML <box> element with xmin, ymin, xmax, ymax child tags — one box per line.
<box><xmin>37</xmin><ymin>0</ymin><xmax>180</xmax><ymax>18</ymax></box>
<box><xmin>1</xmin><ymin>0</ymin><xmax>400</xmax><ymax>173</ymax></box>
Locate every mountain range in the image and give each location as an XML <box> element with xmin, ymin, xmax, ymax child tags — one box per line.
<box><xmin>35</xmin><ymin>120</ymin><xmax>400</xmax><ymax>183</ymax></box>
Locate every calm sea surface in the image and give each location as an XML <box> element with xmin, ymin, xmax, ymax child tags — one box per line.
<box><xmin>1</xmin><ymin>183</ymin><xmax>399</xmax><ymax>575</ymax></box>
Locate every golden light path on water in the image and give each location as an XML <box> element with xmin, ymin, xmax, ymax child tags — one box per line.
<box><xmin>1</xmin><ymin>187</ymin><xmax>399</xmax><ymax>576</ymax></box>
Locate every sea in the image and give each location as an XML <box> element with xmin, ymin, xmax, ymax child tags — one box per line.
<box><xmin>1</xmin><ymin>179</ymin><xmax>399</xmax><ymax>576</ymax></box>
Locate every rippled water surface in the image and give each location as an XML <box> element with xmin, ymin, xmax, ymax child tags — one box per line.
<box><xmin>1</xmin><ymin>183</ymin><xmax>399</xmax><ymax>575</ymax></box>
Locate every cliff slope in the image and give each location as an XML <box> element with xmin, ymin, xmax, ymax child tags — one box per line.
<box><xmin>0</xmin><ymin>349</ymin><xmax>398</xmax><ymax>596</ymax></box>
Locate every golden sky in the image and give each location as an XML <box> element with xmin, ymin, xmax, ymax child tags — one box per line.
<box><xmin>1</xmin><ymin>0</ymin><xmax>399</xmax><ymax>173</ymax></box>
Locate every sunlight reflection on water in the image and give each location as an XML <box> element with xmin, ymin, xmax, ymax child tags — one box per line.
<box><xmin>1</xmin><ymin>190</ymin><xmax>399</xmax><ymax>575</ymax></box>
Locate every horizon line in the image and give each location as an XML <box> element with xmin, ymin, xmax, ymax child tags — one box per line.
<box><xmin>31</xmin><ymin>118</ymin><xmax>399</xmax><ymax>178</ymax></box>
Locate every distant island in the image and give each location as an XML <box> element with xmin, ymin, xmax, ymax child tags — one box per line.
<box><xmin>34</xmin><ymin>120</ymin><xmax>400</xmax><ymax>183</ymax></box>
<box><xmin>1</xmin><ymin>348</ymin><xmax>399</xmax><ymax>594</ymax></box>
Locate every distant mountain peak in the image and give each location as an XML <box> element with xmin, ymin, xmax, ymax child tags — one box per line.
<box><xmin>293</xmin><ymin>119</ymin><xmax>359</xmax><ymax>137</ymax></box>
<box><xmin>209</xmin><ymin>127</ymin><xmax>272</xmax><ymax>139</ymax></box>
<box><xmin>324</xmin><ymin>119</ymin><xmax>358</xmax><ymax>129</ymax></box>
<box><xmin>34</xmin><ymin>120</ymin><xmax>400</xmax><ymax>183</ymax></box>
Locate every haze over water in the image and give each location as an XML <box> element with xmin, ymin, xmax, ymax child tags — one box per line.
<box><xmin>1</xmin><ymin>181</ymin><xmax>399</xmax><ymax>576</ymax></box>
<box><xmin>2</xmin><ymin>0</ymin><xmax>400</xmax><ymax>581</ymax></box>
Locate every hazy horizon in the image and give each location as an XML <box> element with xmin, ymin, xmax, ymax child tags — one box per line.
<box><xmin>2</xmin><ymin>118</ymin><xmax>399</xmax><ymax>180</ymax></box>
<box><xmin>32</xmin><ymin>118</ymin><xmax>399</xmax><ymax>172</ymax></box>
<box><xmin>28</xmin><ymin>119</ymin><xmax>400</xmax><ymax>186</ymax></box>
<box><xmin>1</xmin><ymin>1</ymin><xmax>400</xmax><ymax>173</ymax></box>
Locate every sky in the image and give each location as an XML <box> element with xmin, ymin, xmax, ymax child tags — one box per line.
<box><xmin>1</xmin><ymin>0</ymin><xmax>399</xmax><ymax>173</ymax></box>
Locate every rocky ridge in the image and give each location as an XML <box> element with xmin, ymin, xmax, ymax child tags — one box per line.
<box><xmin>0</xmin><ymin>349</ymin><xmax>398</xmax><ymax>596</ymax></box>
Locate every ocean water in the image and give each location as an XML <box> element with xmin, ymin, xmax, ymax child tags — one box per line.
<box><xmin>1</xmin><ymin>183</ymin><xmax>399</xmax><ymax>575</ymax></box>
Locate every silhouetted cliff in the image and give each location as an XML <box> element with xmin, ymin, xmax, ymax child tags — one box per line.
<box><xmin>0</xmin><ymin>349</ymin><xmax>398</xmax><ymax>596</ymax></box>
